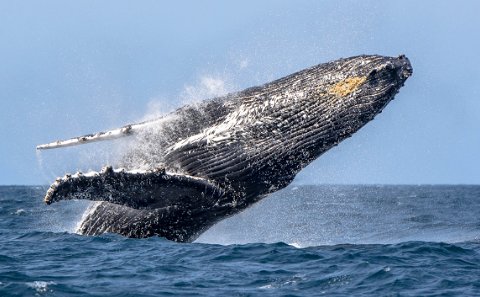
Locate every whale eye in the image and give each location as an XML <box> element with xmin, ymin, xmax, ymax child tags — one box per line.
<box><xmin>328</xmin><ymin>76</ymin><xmax>367</xmax><ymax>97</ymax></box>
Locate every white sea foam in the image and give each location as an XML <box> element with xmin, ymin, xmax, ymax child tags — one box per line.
<box><xmin>14</xmin><ymin>209</ymin><xmax>26</xmax><ymax>215</ymax></box>
<box><xmin>259</xmin><ymin>274</ymin><xmax>305</xmax><ymax>289</ymax></box>
<box><xmin>26</xmin><ymin>281</ymin><xmax>56</xmax><ymax>293</ymax></box>
<box><xmin>287</xmin><ymin>242</ymin><xmax>303</xmax><ymax>248</ymax></box>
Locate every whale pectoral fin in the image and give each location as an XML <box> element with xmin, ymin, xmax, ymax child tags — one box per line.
<box><xmin>45</xmin><ymin>166</ymin><xmax>225</xmax><ymax>210</ymax></box>
<box><xmin>36</xmin><ymin>118</ymin><xmax>163</xmax><ymax>150</ymax></box>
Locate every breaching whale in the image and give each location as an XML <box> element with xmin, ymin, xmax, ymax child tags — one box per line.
<box><xmin>37</xmin><ymin>55</ymin><xmax>412</xmax><ymax>242</ymax></box>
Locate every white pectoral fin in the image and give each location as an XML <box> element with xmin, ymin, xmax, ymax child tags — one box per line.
<box><xmin>36</xmin><ymin>119</ymin><xmax>160</xmax><ymax>150</ymax></box>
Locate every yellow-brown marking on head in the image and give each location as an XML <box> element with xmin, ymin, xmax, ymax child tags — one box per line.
<box><xmin>328</xmin><ymin>76</ymin><xmax>367</xmax><ymax>97</ymax></box>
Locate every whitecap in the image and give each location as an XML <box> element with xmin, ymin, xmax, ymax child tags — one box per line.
<box><xmin>26</xmin><ymin>281</ymin><xmax>56</xmax><ymax>293</ymax></box>
<box><xmin>14</xmin><ymin>209</ymin><xmax>26</xmax><ymax>215</ymax></box>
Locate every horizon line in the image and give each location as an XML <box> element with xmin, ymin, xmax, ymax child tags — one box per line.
<box><xmin>1</xmin><ymin>183</ymin><xmax>479</xmax><ymax>187</ymax></box>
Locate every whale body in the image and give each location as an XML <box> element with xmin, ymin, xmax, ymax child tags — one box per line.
<box><xmin>38</xmin><ymin>55</ymin><xmax>412</xmax><ymax>242</ymax></box>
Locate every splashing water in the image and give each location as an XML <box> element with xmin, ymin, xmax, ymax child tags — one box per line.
<box><xmin>181</xmin><ymin>76</ymin><xmax>231</xmax><ymax>104</ymax></box>
<box><xmin>35</xmin><ymin>74</ymin><xmax>236</xmax><ymax>231</ymax></box>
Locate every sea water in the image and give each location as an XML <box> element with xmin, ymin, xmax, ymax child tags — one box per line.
<box><xmin>1</xmin><ymin>185</ymin><xmax>479</xmax><ymax>296</ymax></box>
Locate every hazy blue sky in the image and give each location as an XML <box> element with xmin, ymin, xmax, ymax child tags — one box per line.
<box><xmin>1</xmin><ymin>1</ymin><xmax>479</xmax><ymax>185</ymax></box>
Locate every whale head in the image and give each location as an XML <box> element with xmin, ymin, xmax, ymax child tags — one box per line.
<box><xmin>256</xmin><ymin>55</ymin><xmax>412</xmax><ymax>188</ymax></box>
<box><xmin>165</xmin><ymin>55</ymin><xmax>413</xmax><ymax>194</ymax></box>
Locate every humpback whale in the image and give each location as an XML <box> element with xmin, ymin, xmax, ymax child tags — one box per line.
<box><xmin>37</xmin><ymin>55</ymin><xmax>412</xmax><ymax>242</ymax></box>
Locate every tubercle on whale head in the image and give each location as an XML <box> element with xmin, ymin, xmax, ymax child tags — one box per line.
<box><xmin>395</xmin><ymin>54</ymin><xmax>413</xmax><ymax>80</ymax></box>
<box><xmin>373</xmin><ymin>55</ymin><xmax>412</xmax><ymax>86</ymax></box>
<box><xmin>359</xmin><ymin>55</ymin><xmax>412</xmax><ymax>109</ymax></box>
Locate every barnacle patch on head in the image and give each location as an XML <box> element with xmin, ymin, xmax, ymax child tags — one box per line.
<box><xmin>328</xmin><ymin>76</ymin><xmax>367</xmax><ymax>97</ymax></box>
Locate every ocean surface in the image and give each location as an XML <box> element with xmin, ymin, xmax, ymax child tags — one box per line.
<box><xmin>1</xmin><ymin>185</ymin><xmax>479</xmax><ymax>296</ymax></box>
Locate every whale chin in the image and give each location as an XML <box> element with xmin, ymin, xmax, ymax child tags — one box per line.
<box><xmin>38</xmin><ymin>54</ymin><xmax>412</xmax><ymax>242</ymax></box>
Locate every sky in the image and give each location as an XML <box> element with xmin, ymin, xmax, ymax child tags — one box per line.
<box><xmin>0</xmin><ymin>0</ymin><xmax>479</xmax><ymax>185</ymax></box>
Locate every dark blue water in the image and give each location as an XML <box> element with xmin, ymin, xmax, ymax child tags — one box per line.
<box><xmin>1</xmin><ymin>185</ymin><xmax>479</xmax><ymax>296</ymax></box>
